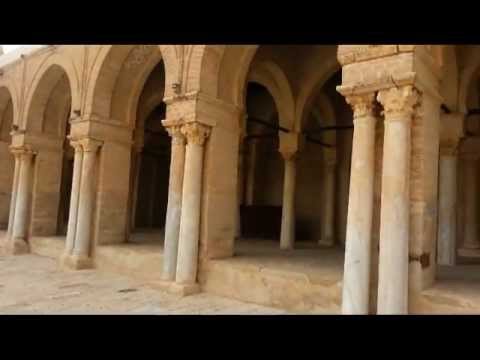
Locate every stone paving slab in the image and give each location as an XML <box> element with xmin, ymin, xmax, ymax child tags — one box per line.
<box><xmin>0</xmin><ymin>253</ymin><xmax>286</xmax><ymax>315</ymax></box>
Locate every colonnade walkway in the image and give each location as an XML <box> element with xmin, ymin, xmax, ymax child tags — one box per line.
<box><xmin>3</xmin><ymin>230</ymin><xmax>480</xmax><ymax>314</ymax></box>
<box><xmin>0</xmin><ymin>249</ymin><xmax>285</xmax><ymax>314</ymax></box>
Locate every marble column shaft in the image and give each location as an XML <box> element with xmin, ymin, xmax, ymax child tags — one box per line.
<box><xmin>320</xmin><ymin>156</ymin><xmax>336</xmax><ymax>247</ymax></box>
<box><xmin>280</xmin><ymin>151</ymin><xmax>296</xmax><ymax>250</ymax></box>
<box><xmin>341</xmin><ymin>93</ymin><xmax>377</xmax><ymax>315</ymax></box>
<box><xmin>72</xmin><ymin>139</ymin><xmax>101</xmax><ymax>259</ymax></box>
<box><xmin>7</xmin><ymin>151</ymin><xmax>21</xmax><ymax>239</ymax></box>
<box><xmin>176</xmin><ymin>123</ymin><xmax>210</xmax><ymax>285</ymax></box>
<box><xmin>130</xmin><ymin>149</ymin><xmax>143</xmax><ymax>230</ymax></box>
<box><xmin>11</xmin><ymin>149</ymin><xmax>35</xmax><ymax>245</ymax></box>
<box><xmin>245</xmin><ymin>138</ymin><xmax>258</xmax><ymax>206</ymax></box>
<box><xmin>64</xmin><ymin>141</ymin><xmax>84</xmax><ymax>256</ymax></box>
<box><xmin>376</xmin><ymin>86</ymin><xmax>418</xmax><ymax>315</ymax></box>
<box><xmin>437</xmin><ymin>146</ymin><xmax>458</xmax><ymax>266</ymax></box>
<box><xmin>162</xmin><ymin>126</ymin><xmax>186</xmax><ymax>281</ymax></box>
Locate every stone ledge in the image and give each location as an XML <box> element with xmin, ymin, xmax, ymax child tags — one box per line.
<box><xmin>458</xmin><ymin>248</ymin><xmax>480</xmax><ymax>259</ymax></box>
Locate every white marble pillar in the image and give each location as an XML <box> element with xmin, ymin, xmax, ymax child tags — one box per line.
<box><xmin>341</xmin><ymin>93</ymin><xmax>377</xmax><ymax>314</ymax></box>
<box><xmin>7</xmin><ymin>151</ymin><xmax>21</xmax><ymax>240</ymax></box>
<box><xmin>176</xmin><ymin>123</ymin><xmax>210</xmax><ymax>286</ymax></box>
<box><xmin>458</xmin><ymin>154</ymin><xmax>480</xmax><ymax>257</ymax></box>
<box><xmin>162</xmin><ymin>125</ymin><xmax>186</xmax><ymax>281</ymax></box>
<box><xmin>280</xmin><ymin>151</ymin><xmax>296</xmax><ymax>250</ymax></box>
<box><xmin>9</xmin><ymin>148</ymin><xmax>35</xmax><ymax>254</ymax></box>
<box><xmin>245</xmin><ymin>138</ymin><xmax>258</xmax><ymax>206</ymax></box>
<box><xmin>63</xmin><ymin>141</ymin><xmax>84</xmax><ymax>257</ymax></box>
<box><xmin>437</xmin><ymin>145</ymin><xmax>458</xmax><ymax>265</ymax></box>
<box><xmin>319</xmin><ymin>153</ymin><xmax>336</xmax><ymax>247</ymax></box>
<box><xmin>376</xmin><ymin>86</ymin><xmax>418</xmax><ymax>315</ymax></box>
<box><xmin>69</xmin><ymin>139</ymin><xmax>101</xmax><ymax>268</ymax></box>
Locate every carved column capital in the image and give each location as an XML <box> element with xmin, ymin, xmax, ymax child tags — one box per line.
<box><xmin>345</xmin><ymin>92</ymin><xmax>376</xmax><ymax>119</ymax></box>
<box><xmin>69</xmin><ymin>140</ymin><xmax>84</xmax><ymax>153</ymax></box>
<box><xmin>78</xmin><ymin>138</ymin><xmax>103</xmax><ymax>153</ymax></box>
<box><xmin>280</xmin><ymin>150</ymin><xmax>297</xmax><ymax>162</ymax></box>
<box><xmin>377</xmin><ymin>85</ymin><xmax>420</xmax><ymax>121</ymax></box>
<box><xmin>181</xmin><ymin>122</ymin><xmax>211</xmax><ymax>146</ymax></box>
<box><xmin>440</xmin><ymin>139</ymin><xmax>460</xmax><ymax>157</ymax></box>
<box><xmin>165</xmin><ymin>125</ymin><xmax>186</xmax><ymax>146</ymax></box>
<box><xmin>10</xmin><ymin>146</ymin><xmax>35</xmax><ymax>159</ymax></box>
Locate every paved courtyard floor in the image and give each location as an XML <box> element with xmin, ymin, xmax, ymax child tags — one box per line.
<box><xmin>0</xmin><ymin>253</ymin><xmax>286</xmax><ymax>315</ymax></box>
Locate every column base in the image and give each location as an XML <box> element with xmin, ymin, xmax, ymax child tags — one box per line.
<box><xmin>5</xmin><ymin>237</ymin><xmax>30</xmax><ymax>255</ymax></box>
<box><xmin>318</xmin><ymin>238</ymin><xmax>335</xmax><ymax>247</ymax></box>
<box><xmin>59</xmin><ymin>253</ymin><xmax>95</xmax><ymax>270</ymax></box>
<box><xmin>149</xmin><ymin>280</ymin><xmax>201</xmax><ymax>297</ymax></box>
<box><xmin>458</xmin><ymin>247</ymin><xmax>480</xmax><ymax>258</ymax></box>
<box><xmin>280</xmin><ymin>243</ymin><xmax>294</xmax><ymax>250</ymax></box>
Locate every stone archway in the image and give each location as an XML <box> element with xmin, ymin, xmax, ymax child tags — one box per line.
<box><xmin>185</xmin><ymin>45</ymin><xmax>343</xmax><ymax>260</ymax></box>
<box><xmin>23</xmin><ymin>63</ymin><xmax>73</xmax><ymax>237</ymax></box>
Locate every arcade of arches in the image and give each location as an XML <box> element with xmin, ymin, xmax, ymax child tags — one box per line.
<box><xmin>2</xmin><ymin>44</ymin><xmax>480</xmax><ymax>314</ymax></box>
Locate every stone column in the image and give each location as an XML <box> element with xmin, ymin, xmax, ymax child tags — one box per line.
<box><xmin>458</xmin><ymin>153</ymin><xmax>480</xmax><ymax>257</ymax></box>
<box><xmin>245</xmin><ymin>138</ymin><xmax>258</xmax><ymax>206</ymax></box>
<box><xmin>341</xmin><ymin>93</ymin><xmax>377</xmax><ymax>315</ymax></box>
<box><xmin>147</xmin><ymin>158</ymin><xmax>158</xmax><ymax>227</ymax></box>
<box><xmin>162</xmin><ymin>125</ymin><xmax>186</xmax><ymax>281</ymax></box>
<box><xmin>437</xmin><ymin>144</ymin><xmax>458</xmax><ymax>265</ymax></box>
<box><xmin>9</xmin><ymin>148</ymin><xmax>35</xmax><ymax>254</ymax></box>
<box><xmin>176</xmin><ymin>122</ymin><xmax>210</xmax><ymax>288</ymax></box>
<box><xmin>280</xmin><ymin>151</ymin><xmax>296</xmax><ymax>250</ymax></box>
<box><xmin>376</xmin><ymin>86</ymin><xmax>418</xmax><ymax>315</ymax></box>
<box><xmin>130</xmin><ymin>148</ymin><xmax>143</xmax><ymax>230</ymax></box>
<box><xmin>68</xmin><ymin>139</ymin><xmax>101</xmax><ymax>269</ymax></box>
<box><xmin>319</xmin><ymin>152</ymin><xmax>336</xmax><ymax>247</ymax></box>
<box><xmin>236</xmin><ymin>139</ymin><xmax>245</xmax><ymax>239</ymax></box>
<box><xmin>63</xmin><ymin>141</ymin><xmax>84</xmax><ymax>257</ymax></box>
<box><xmin>6</xmin><ymin>151</ymin><xmax>21</xmax><ymax>240</ymax></box>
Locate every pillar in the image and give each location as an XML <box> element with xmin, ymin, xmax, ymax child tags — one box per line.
<box><xmin>245</xmin><ymin>138</ymin><xmax>258</xmax><ymax>206</ymax></box>
<box><xmin>437</xmin><ymin>144</ymin><xmax>458</xmax><ymax>265</ymax></box>
<box><xmin>67</xmin><ymin>138</ymin><xmax>101</xmax><ymax>269</ymax></box>
<box><xmin>341</xmin><ymin>93</ymin><xmax>377</xmax><ymax>314</ymax></box>
<box><xmin>6</xmin><ymin>151</ymin><xmax>21</xmax><ymax>240</ymax></box>
<box><xmin>319</xmin><ymin>151</ymin><xmax>336</xmax><ymax>247</ymax></box>
<box><xmin>9</xmin><ymin>148</ymin><xmax>35</xmax><ymax>254</ymax></box>
<box><xmin>376</xmin><ymin>86</ymin><xmax>418</xmax><ymax>315</ymax></box>
<box><xmin>162</xmin><ymin>125</ymin><xmax>186</xmax><ymax>281</ymax></box>
<box><xmin>280</xmin><ymin>151</ymin><xmax>296</xmax><ymax>250</ymax></box>
<box><xmin>236</xmin><ymin>138</ymin><xmax>245</xmax><ymax>239</ymax></box>
<box><xmin>130</xmin><ymin>147</ymin><xmax>143</xmax><ymax>231</ymax></box>
<box><xmin>147</xmin><ymin>157</ymin><xmax>158</xmax><ymax>227</ymax></box>
<box><xmin>63</xmin><ymin>141</ymin><xmax>84</xmax><ymax>257</ymax></box>
<box><xmin>176</xmin><ymin>122</ymin><xmax>210</xmax><ymax>287</ymax></box>
<box><xmin>458</xmin><ymin>153</ymin><xmax>480</xmax><ymax>257</ymax></box>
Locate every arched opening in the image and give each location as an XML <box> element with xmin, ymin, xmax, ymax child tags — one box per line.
<box><xmin>0</xmin><ymin>86</ymin><xmax>14</xmax><ymax>230</ymax></box>
<box><xmin>202</xmin><ymin>45</ymin><xmax>352</xmax><ymax>311</ymax></box>
<box><xmin>240</xmin><ymin>83</ymin><xmax>282</xmax><ymax>242</ymax></box>
<box><xmin>83</xmin><ymin>45</ymin><xmax>170</xmax><ymax>278</ymax></box>
<box><xmin>25</xmin><ymin>64</ymin><xmax>73</xmax><ymax>238</ymax></box>
<box><xmin>128</xmin><ymin>60</ymin><xmax>170</xmax><ymax>244</ymax></box>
